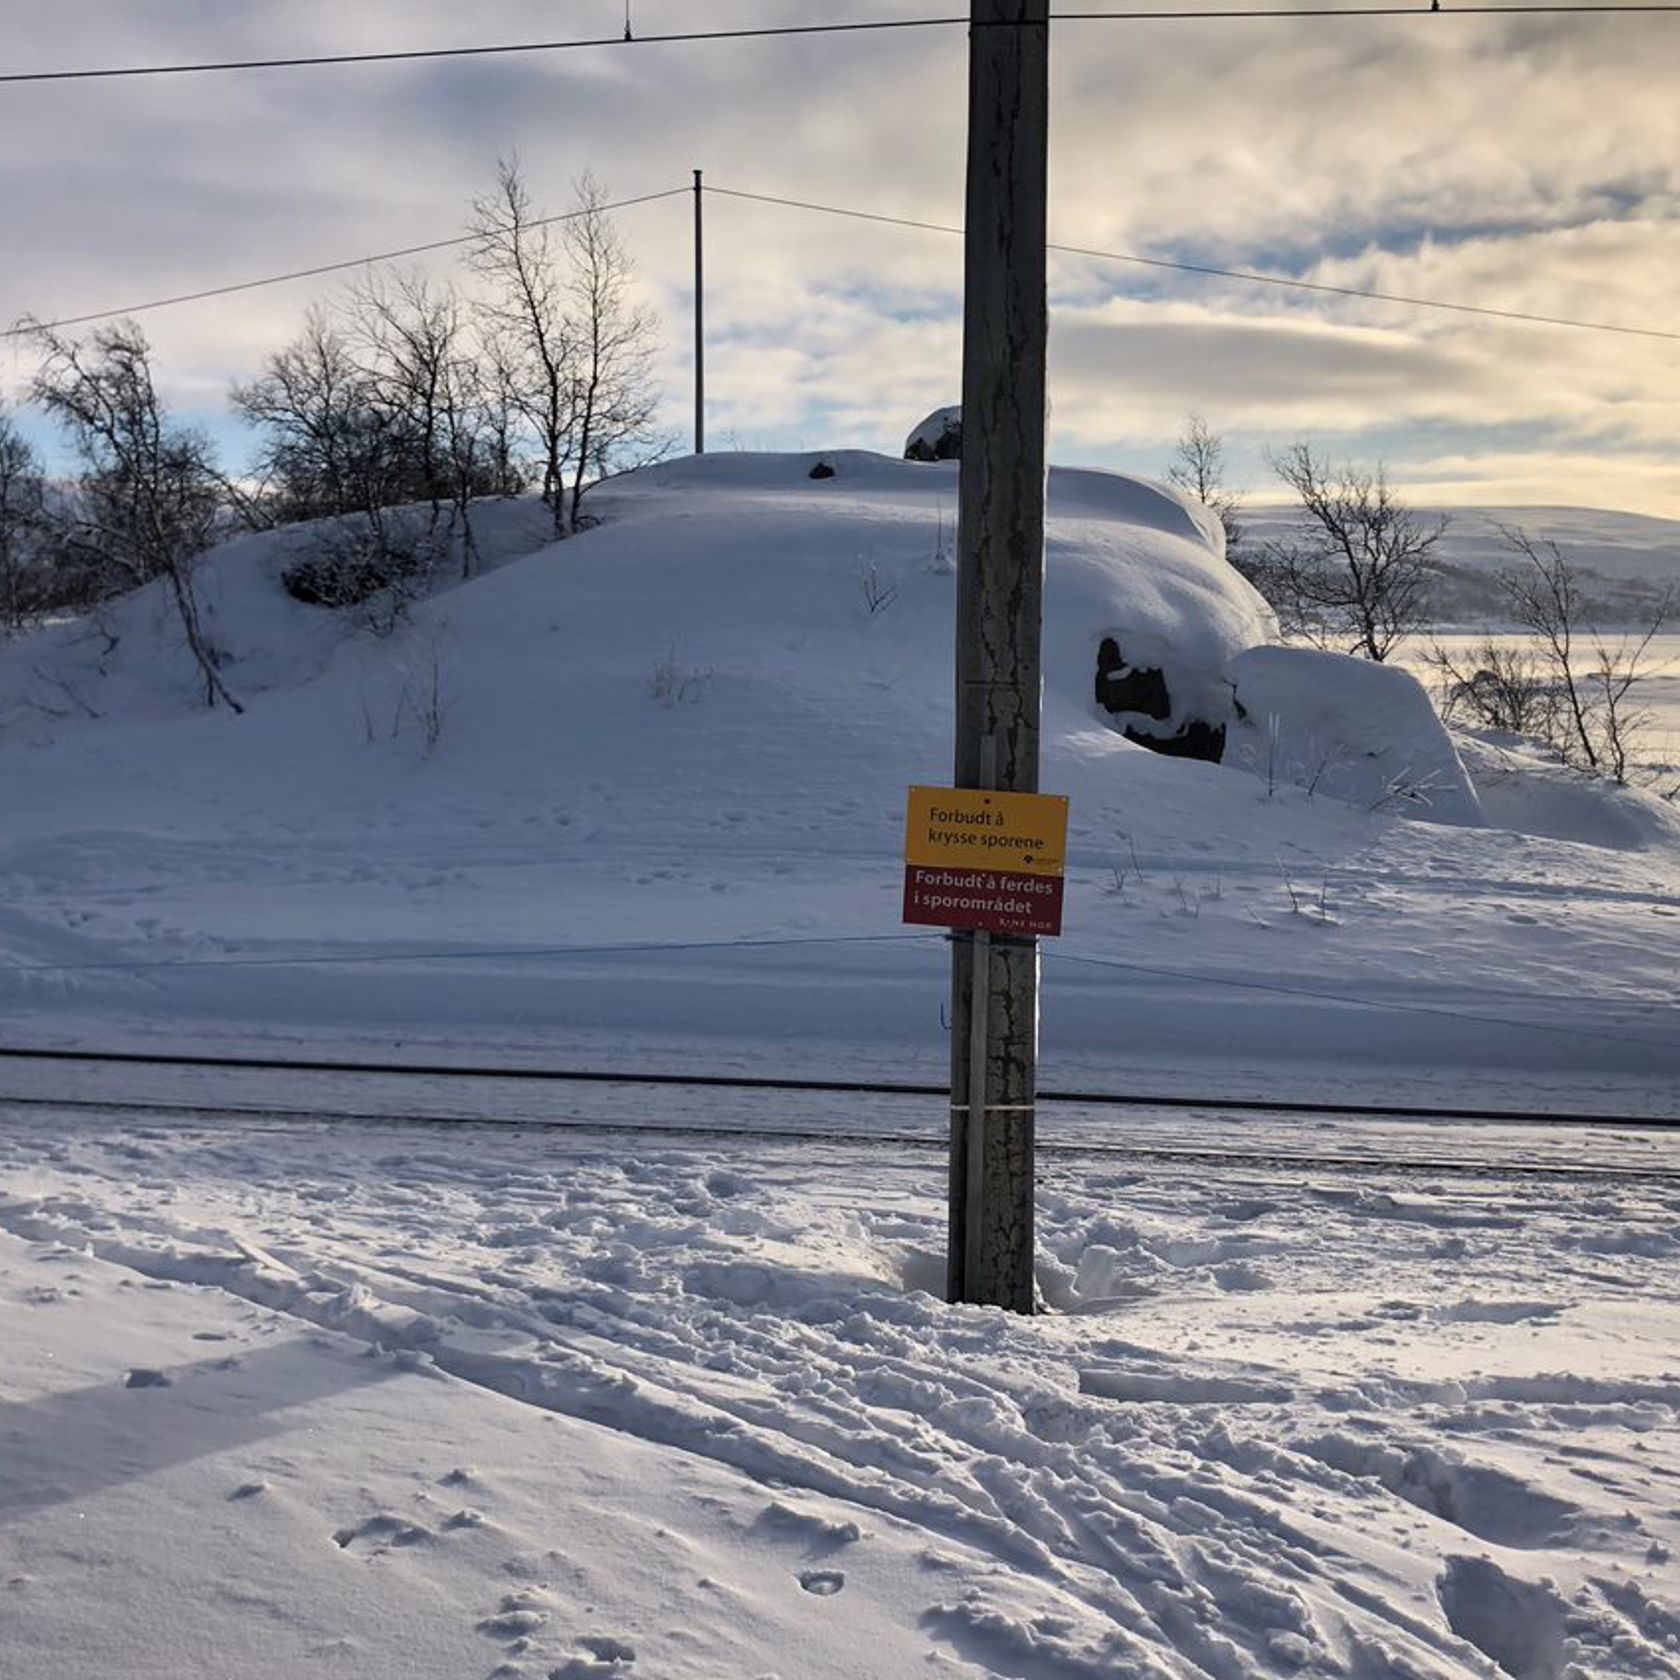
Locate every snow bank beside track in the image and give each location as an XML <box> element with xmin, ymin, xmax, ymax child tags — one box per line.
<box><xmin>3</xmin><ymin>1112</ymin><xmax>1678</xmax><ymax>1678</ymax></box>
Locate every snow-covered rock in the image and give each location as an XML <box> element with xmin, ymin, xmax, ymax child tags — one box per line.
<box><xmin>1227</xmin><ymin>644</ymin><xmax>1483</xmax><ymax>825</ymax></box>
<box><xmin>0</xmin><ymin>448</ymin><xmax>1274</xmax><ymax>787</ymax></box>
<box><xmin>903</xmin><ymin>405</ymin><xmax>961</xmax><ymax>462</ymax></box>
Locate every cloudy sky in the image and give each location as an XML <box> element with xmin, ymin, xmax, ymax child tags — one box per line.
<box><xmin>2</xmin><ymin>0</ymin><xmax>1676</xmax><ymax>514</ymax></box>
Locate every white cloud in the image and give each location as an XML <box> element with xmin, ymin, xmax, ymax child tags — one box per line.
<box><xmin>2</xmin><ymin>0</ymin><xmax>1677</xmax><ymax>512</ymax></box>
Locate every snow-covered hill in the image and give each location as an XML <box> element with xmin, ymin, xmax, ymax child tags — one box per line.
<box><xmin>2</xmin><ymin>452</ymin><xmax>1677</xmax><ymax>1112</ymax></box>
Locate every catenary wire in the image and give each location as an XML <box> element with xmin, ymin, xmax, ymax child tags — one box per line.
<box><xmin>2</xmin><ymin>7</ymin><xmax>1678</xmax><ymax>86</ymax></box>
<box><xmin>0</xmin><ymin>188</ymin><xmax>690</xmax><ymax>337</ymax></box>
<box><xmin>0</xmin><ymin>19</ymin><xmax>975</xmax><ymax>83</ymax></box>
<box><xmin>1059</xmin><ymin>3</ymin><xmax>1680</xmax><ymax>12</ymax></box>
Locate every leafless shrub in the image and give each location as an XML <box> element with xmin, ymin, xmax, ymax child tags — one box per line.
<box><xmin>1424</xmin><ymin>638</ymin><xmax>1557</xmax><ymax>737</ymax></box>
<box><xmin>1166</xmin><ymin>876</ymin><xmax>1202</xmax><ymax>919</ymax></box>
<box><xmin>360</xmin><ymin>630</ymin><xmax>451</xmax><ymax>754</ymax></box>
<box><xmin>928</xmin><ymin>502</ymin><xmax>957</xmax><ymax>575</ymax></box>
<box><xmin>1118</xmin><ymin>830</ymin><xmax>1146</xmax><ymax>882</ymax></box>
<box><xmin>1277</xmin><ymin>856</ymin><xmax>1336</xmax><ymax>923</ymax></box>
<box><xmin>283</xmin><ymin>509</ymin><xmax>438</xmax><ymax>638</ymax></box>
<box><xmin>859</xmin><ymin>562</ymin><xmax>900</xmax><ymax>617</ymax></box>
<box><xmin>1101</xmin><ymin>862</ymin><xmax>1134</xmax><ymax>901</ymax></box>
<box><xmin>396</xmin><ymin>637</ymin><xmax>450</xmax><ymax>755</ymax></box>
<box><xmin>1367</xmin><ymin>763</ymin><xmax>1449</xmax><ymax>813</ymax></box>
<box><xmin>647</xmin><ymin>648</ymin><xmax>712</xmax><ymax>708</ymax></box>
<box><xmin>1493</xmin><ymin>524</ymin><xmax>1672</xmax><ymax>783</ymax></box>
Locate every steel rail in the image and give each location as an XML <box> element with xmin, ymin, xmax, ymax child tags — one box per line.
<box><xmin>0</xmin><ymin>1044</ymin><xmax>1674</xmax><ymax>1128</ymax></box>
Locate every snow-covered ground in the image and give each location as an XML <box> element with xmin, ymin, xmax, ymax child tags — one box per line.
<box><xmin>3</xmin><ymin>1109</ymin><xmax>1677</xmax><ymax>1679</ymax></box>
<box><xmin>3</xmin><ymin>454</ymin><xmax>1679</xmax><ymax>1678</ymax></box>
<box><xmin>2</xmin><ymin>453</ymin><xmax>1677</xmax><ymax>1115</ymax></box>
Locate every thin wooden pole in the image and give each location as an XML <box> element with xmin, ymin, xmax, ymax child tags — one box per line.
<box><xmin>693</xmin><ymin>168</ymin><xmax>706</xmax><ymax>456</ymax></box>
<box><xmin>947</xmin><ymin>0</ymin><xmax>1050</xmax><ymax>1313</ymax></box>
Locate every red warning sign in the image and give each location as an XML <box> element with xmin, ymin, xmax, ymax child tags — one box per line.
<box><xmin>902</xmin><ymin>865</ymin><xmax>1065</xmax><ymax>938</ymax></box>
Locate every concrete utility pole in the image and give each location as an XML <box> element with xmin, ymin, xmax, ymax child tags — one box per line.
<box><xmin>947</xmin><ymin>0</ymin><xmax>1050</xmax><ymax>1313</ymax></box>
<box><xmin>693</xmin><ymin>169</ymin><xmax>706</xmax><ymax>456</ymax></box>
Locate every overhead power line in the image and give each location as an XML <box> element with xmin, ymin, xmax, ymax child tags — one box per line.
<box><xmin>1</xmin><ymin>188</ymin><xmax>689</xmax><ymax>337</ymax></box>
<box><xmin>2</xmin><ymin>6</ymin><xmax>1677</xmax><ymax>85</ymax></box>
<box><xmin>1061</xmin><ymin>2</ymin><xmax>1680</xmax><ymax>11</ymax></box>
<box><xmin>6</xmin><ymin>180</ymin><xmax>1675</xmax><ymax>346</ymax></box>
<box><xmin>2</xmin><ymin>19</ymin><xmax>969</xmax><ymax>83</ymax></box>
<box><xmin>709</xmin><ymin>185</ymin><xmax>1680</xmax><ymax>343</ymax></box>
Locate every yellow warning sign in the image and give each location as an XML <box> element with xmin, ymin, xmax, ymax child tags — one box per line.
<box><xmin>905</xmin><ymin>786</ymin><xmax>1069</xmax><ymax>879</ymax></box>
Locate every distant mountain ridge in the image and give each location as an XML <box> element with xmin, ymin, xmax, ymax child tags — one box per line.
<box><xmin>1240</xmin><ymin>502</ymin><xmax>1679</xmax><ymax>626</ymax></box>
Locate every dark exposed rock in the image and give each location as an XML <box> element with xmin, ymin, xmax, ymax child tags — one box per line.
<box><xmin>904</xmin><ymin>406</ymin><xmax>962</xmax><ymax>462</ymax></box>
<box><xmin>1095</xmin><ymin>636</ymin><xmax>1171</xmax><ymax>720</ymax></box>
<box><xmin>808</xmin><ymin>460</ymin><xmax>836</xmax><ymax>480</ymax></box>
<box><xmin>1096</xmin><ymin>635</ymin><xmax>1226</xmax><ymax>763</ymax></box>
<box><xmin>1123</xmin><ymin>720</ymin><xmax>1227</xmax><ymax>762</ymax></box>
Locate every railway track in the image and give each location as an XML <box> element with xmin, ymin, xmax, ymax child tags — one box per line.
<box><xmin>4</xmin><ymin>1043</ymin><xmax>1677</xmax><ymax>1127</ymax></box>
<box><xmin>4</xmin><ymin>1068</ymin><xmax>1678</xmax><ymax>1187</ymax></box>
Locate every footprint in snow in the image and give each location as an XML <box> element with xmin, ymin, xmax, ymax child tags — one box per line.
<box><xmin>549</xmin><ymin>1635</ymin><xmax>636</xmax><ymax>1677</ymax></box>
<box><xmin>1438</xmin><ymin>1556</ymin><xmax>1571</xmax><ymax>1680</ymax></box>
<box><xmin>756</xmin><ymin>1501</ymin><xmax>861</xmax><ymax>1553</ymax></box>
<box><xmin>477</xmin><ymin>1587</ymin><xmax>555</xmax><ymax>1652</ymax></box>
<box><xmin>798</xmin><ymin>1570</ymin><xmax>846</xmax><ymax>1597</ymax></box>
<box><xmin>477</xmin><ymin>1606</ymin><xmax>550</xmax><ymax>1641</ymax></box>
<box><xmin>333</xmin><ymin>1513</ymin><xmax>433</xmax><ymax>1553</ymax></box>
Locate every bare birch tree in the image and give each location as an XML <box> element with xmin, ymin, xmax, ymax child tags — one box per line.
<box><xmin>30</xmin><ymin>320</ymin><xmax>241</xmax><ymax>712</ymax></box>
<box><xmin>562</xmin><ymin>173</ymin><xmax>661</xmax><ymax>530</ymax></box>
<box><xmin>232</xmin><ymin>306</ymin><xmax>388</xmax><ymax>520</ymax></box>
<box><xmin>348</xmin><ymin>268</ymin><xmax>462</xmax><ymax>516</ymax></box>
<box><xmin>1166</xmin><ymin>414</ymin><xmax>1243</xmax><ymax>560</ymax></box>
<box><xmin>1263</xmin><ymin>443</ymin><xmax>1445</xmax><ymax>662</ymax></box>
<box><xmin>468</xmin><ymin>157</ymin><xmax>578</xmax><ymax>536</ymax></box>
<box><xmin>468</xmin><ymin>160</ymin><xmax>661</xmax><ymax>536</ymax></box>
<box><xmin>0</xmin><ymin>405</ymin><xmax>49</xmax><ymax>634</ymax></box>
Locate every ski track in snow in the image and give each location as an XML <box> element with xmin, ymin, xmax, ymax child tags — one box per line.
<box><xmin>3</xmin><ymin>1110</ymin><xmax>1677</xmax><ymax>1679</ymax></box>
